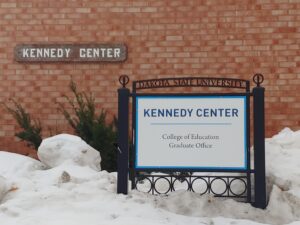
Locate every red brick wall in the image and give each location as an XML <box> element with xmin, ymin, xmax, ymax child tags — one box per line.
<box><xmin>0</xmin><ymin>0</ymin><xmax>300</xmax><ymax>155</ymax></box>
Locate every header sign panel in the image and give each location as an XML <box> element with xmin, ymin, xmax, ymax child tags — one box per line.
<box><xmin>15</xmin><ymin>44</ymin><xmax>127</xmax><ymax>62</ymax></box>
<box><xmin>135</xmin><ymin>96</ymin><xmax>247</xmax><ymax>170</ymax></box>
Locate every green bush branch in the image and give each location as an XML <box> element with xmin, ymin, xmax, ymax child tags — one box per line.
<box><xmin>3</xmin><ymin>80</ymin><xmax>117</xmax><ymax>172</ymax></box>
<box><xmin>3</xmin><ymin>100</ymin><xmax>42</xmax><ymax>150</ymax></box>
<box><xmin>58</xmin><ymin>80</ymin><xmax>117</xmax><ymax>172</ymax></box>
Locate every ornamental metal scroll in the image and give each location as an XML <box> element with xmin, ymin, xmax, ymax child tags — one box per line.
<box><xmin>132</xmin><ymin>77</ymin><xmax>250</xmax><ymax>92</ymax></box>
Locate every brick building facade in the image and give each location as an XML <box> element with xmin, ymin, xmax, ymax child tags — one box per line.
<box><xmin>0</xmin><ymin>0</ymin><xmax>300</xmax><ymax>156</ymax></box>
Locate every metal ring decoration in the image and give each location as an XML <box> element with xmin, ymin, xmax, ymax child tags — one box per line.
<box><xmin>153</xmin><ymin>177</ymin><xmax>172</xmax><ymax>194</ymax></box>
<box><xmin>210</xmin><ymin>177</ymin><xmax>228</xmax><ymax>196</ymax></box>
<box><xmin>134</xmin><ymin>175</ymin><xmax>248</xmax><ymax>199</ymax></box>
<box><xmin>191</xmin><ymin>177</ymin><xmax>209</xmax><ymax>195</ymax></box>
<box><xmin>228</xmin><ymin>178</ymin><xmax>247</xmax><ymax>197</ymax></box>
<box><xmin>119</xmin><ymin>75</ymin><xmax>129</xmax><ymax>87</ymax></box>
<box><xmin>135</xmin><ymin>177</ymin><xmax>152</xmax><ymax>193</ymax></box>
<box><xmin>172</xmin><ymin>178</ymin><xmax>190</xmax><ymax>192</ymax></box>
<box><xmin>253</xmin><ymin>73</ymin><xmax>264</xmax><ymax>87</ymax></box>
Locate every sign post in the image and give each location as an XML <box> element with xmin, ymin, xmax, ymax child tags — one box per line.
<box><xmin>252</xmin><ymin>74</ymin><xmax>267</xmax><ymax>209</ymax></box>
<box><xmin>117</xmin><ymin>75</ymin><xmax>130</xmax><ymax>194</ymax></box>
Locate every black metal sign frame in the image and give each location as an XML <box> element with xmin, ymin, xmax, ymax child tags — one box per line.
<box><xmin>132</xmin><ymin>93</ymin><xmax>250</xmax><ymax>172</ymax></box>
<box><xmin>116</xmin><ymin>74</ymin><xmax>266</xmax><ymax>209</ymax></box>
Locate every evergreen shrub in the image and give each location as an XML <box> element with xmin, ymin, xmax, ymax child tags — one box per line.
<box><xmin>3</xmin><ymin>100</ymin><xmax>42</xmax><ymax>150</ymax></box>
<box><xmin>58</xmin><ymin>80</ymin><xmax>117</xmax><ymax>172</ymax></box>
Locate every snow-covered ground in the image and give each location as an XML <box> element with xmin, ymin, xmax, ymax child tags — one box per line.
<box><xmin>0</xmin><ymin>130</ymin><xmax>300</xmax><ymax>225</ymax></box>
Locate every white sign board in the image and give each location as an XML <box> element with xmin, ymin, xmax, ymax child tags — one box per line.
<box><xmin>135</xmin><ymin>96</ymin><xmax>247</xmax><ymax>170</ymax></box>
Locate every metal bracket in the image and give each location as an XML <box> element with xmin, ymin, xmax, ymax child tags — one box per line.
<box><xmin>113</xmin><ymin>143</ymin><xmax>122</xmax><ymax>154</ymax></box>
<box><xmin>119</xmin><ymin>75</ymin><xmax>129</xmax><ymax>88</ymax></box>
<box><xmin>253</xmin><ymin>74</ymin><xmax>264</xmax><ymax>87</ymax></box>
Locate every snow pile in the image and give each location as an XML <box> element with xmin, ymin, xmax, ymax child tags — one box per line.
<box><xmin>269</xmin><ymin>127</ymin><xmax>300</xmax><ymax>148</ymax></box>
<box><xmin>0</xmin><ymin>129</ymin><xmax>300</xmax><ymax>225</ymax></box>
<box><xmin>155</xmin><ymin>128</ymin><xmax>300</xmax><ymax>224</ymax></box>
<box><xmin>266</xmin><ymin>128</ymin><xmax>300</xmax><ymax>189</ymax></box>
<box><xmin>38</xmin><ymin>134</ymin><xmax>101</xmax><ymax>171</ymax></box>
<box><xmin>156</xmin><ymin>185</ymin><xmax>300</xmax><ymax>225</ymax></box>
<box><xmin>0</xmin><ymin>151</ymin><xmax>45</xmax><ymax>178</ymax></box>
<box><xmin>0</xmin><ymin>176</ymin><xmax>9</xmax><ymax>201</ymax></box>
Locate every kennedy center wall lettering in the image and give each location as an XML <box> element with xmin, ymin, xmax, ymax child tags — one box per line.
<box><xmin>15</xmin><ymin>44</ymin><xmax>127</xmax><ymax>62</ymax></box>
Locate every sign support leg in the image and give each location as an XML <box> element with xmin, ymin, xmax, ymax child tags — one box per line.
<box><xmin>253</xmin><ymin>80</ymin><xmax>267</xmax><ymax>209</ymax></box>
<box><xmin>117</xmin><ymin>82</ymin><xmax>130</xmax><ymax>194</ymax></box>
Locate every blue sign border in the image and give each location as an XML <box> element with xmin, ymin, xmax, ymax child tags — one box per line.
<box><xmin>135</xmin><ymin>95</ymin><xmax>248</xmax><ymax>171</ymax></box>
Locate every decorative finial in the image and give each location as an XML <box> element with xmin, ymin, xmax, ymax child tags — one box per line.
<box><xmin>119</xmin><ymin>75</ymin><xmax>129</xmax><ymax>88</ymax></box>
<box><xmin>253</xmin><ymin>74</ymin><xmax>264</xmax><ymax>87</ymax></box>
